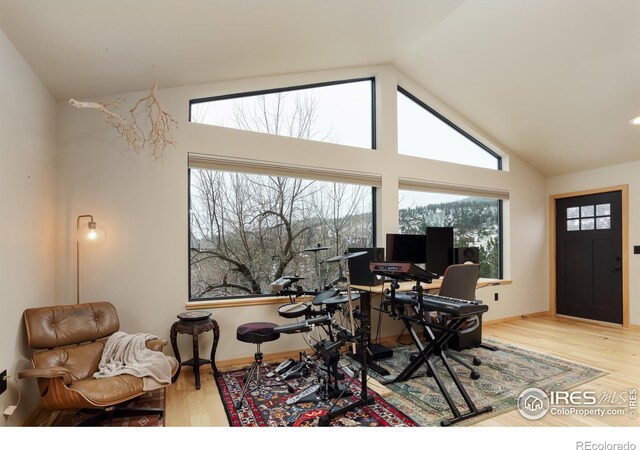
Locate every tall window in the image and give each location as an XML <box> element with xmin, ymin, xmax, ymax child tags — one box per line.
<box><xmin>190</xmin><ymin>168</ymin><xmax>374</xmax><ymax>300</ymax></box>
<box><xmin>190</xmin><ymin>78</ymin><xmax>375</xmax><ymax>149</ymax></box>
<box><xmin>399</xmin><ymin>190</ymin><xmax>502</xmax><ymax>278</ymax></box>
<box><xmin>397</xmin><ymin>87</ymin><xmax>501</xmax><ymax>170</ymax></box>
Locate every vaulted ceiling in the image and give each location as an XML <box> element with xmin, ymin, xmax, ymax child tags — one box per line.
<box><xmin>0</xmin><ymin>0</ymin><xmax>638</xmax><ymax>176</ymax></box>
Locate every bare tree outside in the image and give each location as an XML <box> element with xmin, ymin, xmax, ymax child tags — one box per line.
<box><xmin>190</xmin><ymin>90</ymin><xmax>373</xmax><ymax>298</ymax></box>
<box><xmin>230</xmin><ymin>93</ymin><xmax>335</xmax><ymax>142</ymax></box>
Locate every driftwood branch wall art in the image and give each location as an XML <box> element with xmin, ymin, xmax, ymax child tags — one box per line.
<box><xmin>69</xmin><ymin>82</ymin><xmax>178</xmax><ymax>159</ymax></box>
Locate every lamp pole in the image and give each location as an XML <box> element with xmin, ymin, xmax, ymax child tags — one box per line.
<box><xmin>76</xmin><ymin>214</ymin><xmax>94</xmax><ymax>305</ymax></box>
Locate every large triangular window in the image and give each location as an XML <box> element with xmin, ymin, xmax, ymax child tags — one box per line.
<box><xmin>398</xmin><ymin>87</ymin><xmax>501</xmax><ymax>170</ymax></box>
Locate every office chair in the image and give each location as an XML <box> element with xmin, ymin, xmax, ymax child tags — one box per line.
<box><xmin>433</xmin><ymin>263</ymin><xmax>483</xmax><ymax>379</ymax></box>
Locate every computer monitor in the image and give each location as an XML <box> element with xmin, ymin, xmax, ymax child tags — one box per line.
<box><xmin>425</xmin><ymin>226</ymin><xmax>454</xmax><ymax>277</ymax></box>
<box><xmin>386</xmin><ymin>234</ymin><xmax>427</xmax><ymax>264</ymax></box>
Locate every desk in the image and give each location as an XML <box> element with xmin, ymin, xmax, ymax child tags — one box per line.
<box><xmin>353</xmin><ymin>278</ymin><xmax>510</xmax><ymax>294</ymax></box>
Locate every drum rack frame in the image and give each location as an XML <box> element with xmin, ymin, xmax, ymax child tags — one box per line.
<box><xmin>317</xmin><ymin>290</ymin><xmax>375</xmax><ymax>426</ymax></box>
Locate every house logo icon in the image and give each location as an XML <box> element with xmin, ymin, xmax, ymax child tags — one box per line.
<box><xmin>517</xmin><ymin>388</ymin><xmax>550</xmax><ymax>420</ymax></box>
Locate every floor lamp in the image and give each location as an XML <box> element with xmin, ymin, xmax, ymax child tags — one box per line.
<box><xmin>76</xmin><ymin>214</ymin><xmax>105</xmax><ymax>304</ymax></box>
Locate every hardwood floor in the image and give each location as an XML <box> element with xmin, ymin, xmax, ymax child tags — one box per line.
<box><xmin>165</xmin><ymin>315</ymin><xmax>640</xmax><ymax>427</ymax></box>
<box><xmin>479</xmin><ymin>315</ymin><xmax>639</xmax><ymax>426</ymax></box>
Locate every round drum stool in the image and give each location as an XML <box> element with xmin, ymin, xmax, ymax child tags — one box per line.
<box><xmin>235</xmin><ymin>322</ymin><xmax>293</xmax><ymax>408</ymax></box>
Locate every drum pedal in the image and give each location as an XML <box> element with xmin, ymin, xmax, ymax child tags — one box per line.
<box><xmin>285</xmin><ymin>384</ymin><xmax>321</xmax><ymax>405</ymax></box>
<box><xmin>275</xmin><ymin>358</ymin><xmax>295</xmax><ymax>375</ymax></box>
<box><xmin>282</xmin><ymin>361</ymin><xmax>307</xmax><ymax>380</ymax></box>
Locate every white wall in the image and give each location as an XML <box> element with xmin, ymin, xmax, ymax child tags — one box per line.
<box><xmin>547</xmin><ymin>161</ymin><xmax>640</xmax><ymax>325</ymax></box>
<box><xmin>54</xmin><ymin>65</ymin><xmax>548</xmax><ymax>367</ymax></box>
<box><xmin>0</xmin><ymin>28</ymin><xmax>57</xmax><ymax>426</ymax></box>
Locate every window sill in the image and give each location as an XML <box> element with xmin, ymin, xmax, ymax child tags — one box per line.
<box><xmin>184</xmin><ymin>280</ymin><xmax>512</xmax><ymax>310</ymax></box>
<box><xmin>185</xmin><ymin>295</ymin><xmax>313</xmax><ymax>310</ymax></box>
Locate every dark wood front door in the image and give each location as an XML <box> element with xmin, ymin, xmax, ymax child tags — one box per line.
<box><xmin>555</xmin><ymin>191</ymin><xmax>623</xmax><ymax>324</ymax></box>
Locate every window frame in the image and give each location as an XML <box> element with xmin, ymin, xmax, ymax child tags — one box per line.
<box><xmin>189</xmin><ymin>77</ymin><xmax>377</xmax><ymax>150</ymax></box>
<box><xmin>397</xmin><ymin>188</ymin><xmax>504</xmax><ymax>279</ymax></box>
<box><xmin>188</xmin><ymin>167</ymin><xmax>378</xmax><ymax>302</ymax></box>
<box><xmin>497</xmin><ymin>199</ymin><xmax>504</xmax><ymax>279</ymax></box>
<box><xmin>397</xmin><ymin>86</ymin><xmax>502</xmax><ymax>170</ymax></box>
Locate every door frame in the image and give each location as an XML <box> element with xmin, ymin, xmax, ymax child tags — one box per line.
<box><xmin>549</xmin><ymin>184</ymin><xmax>629</xmax><ymax>327</ymax></box>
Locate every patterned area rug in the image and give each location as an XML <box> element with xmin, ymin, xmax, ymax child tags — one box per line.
<box><xmin>51</xmin><ymin>388</ymin><xmax>166</xmax><ymax>427</ymax></box>
<box><xmin>371</xmin><ymin>339</ymin><xmax>608</xmax><ymax>426</ymax></box>
<box><xmin>216</xmin><ymin>364</ymin><xmax>417</xmax><ymax>427</ymax></box>
<box><xmin>217</xmin><ymin>339</ymin><xmax>607</xmax><ymax>427</ymax></box>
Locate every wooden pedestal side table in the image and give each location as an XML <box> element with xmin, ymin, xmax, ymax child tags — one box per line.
<box><xmin>170</xmin><ymin>311</ymin><xmax>220</xmax><ymax>390</ymax></box>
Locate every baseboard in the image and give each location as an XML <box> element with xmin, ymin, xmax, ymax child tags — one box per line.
<box><xmin>483</xmin><ymin>311</ymin><xmax>550</xmax><ymax>326</ymax></box>
<box><xmin>628</xmin><ymin>324</ymin><xmax>640</xmax><ymax>331</ymax></box>
<box><xmin>216</xmin><ymin>347</ymin><xmax>310</xmax><ymax>369</ymax></box>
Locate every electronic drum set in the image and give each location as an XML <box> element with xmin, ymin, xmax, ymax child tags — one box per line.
<box><xmin>267</xmin><ymin>245</ymin><xmax>375</xmax><ymax>423</ymax></box>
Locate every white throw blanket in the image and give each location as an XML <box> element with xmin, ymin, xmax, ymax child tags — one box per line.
<box><xmin>94</xmin><ymin>331</ymin><xmax>172</xmax><ymax>391</ymax></box>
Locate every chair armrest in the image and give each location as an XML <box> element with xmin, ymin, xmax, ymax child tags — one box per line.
<box><xmin>19</xmin><ymin>367</ymin><xmax>72</xmax><ymax>385</ymax></box>
<box><xmin>146</xmin><ymin>338</ymin><xmax>168</xmax><ymax>352</ymax></box>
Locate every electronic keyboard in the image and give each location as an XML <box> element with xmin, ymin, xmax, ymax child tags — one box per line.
<box><xmin>387</xmin><ymin>292</ymin><xmax>488</xmax><ymax>317</ymax></box>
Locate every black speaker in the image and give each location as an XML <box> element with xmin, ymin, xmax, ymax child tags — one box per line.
<box><xmin>453</xmin><ymin>246</ymin><xmax>480</xmax><ymax>264</ymax></box>
<box><xmin>347</xmin><ymin>247</ymin><xmax>384</xmax><ymax>286</ymax></box>
<box><xmin>425</xmin><ymin>227</ymin><xmax>454</xmax><ymax>277</ymax></box>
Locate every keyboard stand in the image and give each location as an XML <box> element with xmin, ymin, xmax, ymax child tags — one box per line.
<box><xmin>480</xmin><ymin>342</ymin><xmax>499</xmax><ymax>351</ymax></box>
<box><xmin>382</xmin><ymin>283</ymin><xmax>493</xmax><ymax>426</ymax></box>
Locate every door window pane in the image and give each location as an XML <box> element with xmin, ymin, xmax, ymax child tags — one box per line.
<box><xmin>567</xmin><ymin>219</ymin><xmax>580</xmax><ymax>231</ymax></box>
<box><xmin>567</xmin><ymin>207</ymin><xmax>580</xmax><ymax>219</ymax></box>
<box><xmin>596</xmin><ymin>217</ymin><xmax>611</xmax><ymax>230</ymax></box>
<box><xmin>581</xmin><ymin>205</ymin><xmax>594</xmax><ymax>217</ymax></box>
<box><xmin>596</xmin><ymin>204</ymin><xmax>610</xmax><ymax>216</ymax></box>
<box><xmin>581</xmin><ymin>218</ymin><xmax>595</xmax><ymax>230</ymax></box>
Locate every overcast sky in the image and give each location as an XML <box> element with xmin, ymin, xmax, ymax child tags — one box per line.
<box><xmin>191</xmin><ymin>80</ymin><xmax>499</xmax><ymax>188</ymax></box>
